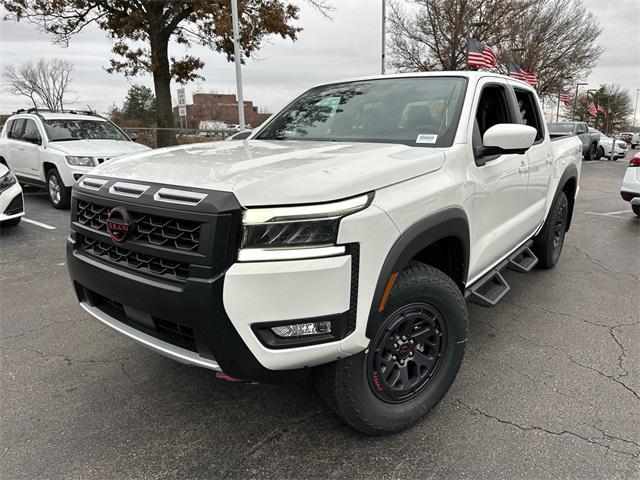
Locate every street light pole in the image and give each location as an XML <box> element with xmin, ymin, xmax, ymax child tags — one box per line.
<box><xmin>633</xmin><ymin>88</ymin><xmax>639</xmax><ymax>129</ymax></box>
<box><xmin>572</xmin><ymin>82</ymin><xmax>587</xmax><ymax>120</ymax></box>
<box><xmin>381</xmin><ymin>0</ymin><xmax>386</xmax><ymax>74</ymax></box>
<box><xmin>231</xmin><ymin>0</ymin><xmax>245</xmax><ymax>130</ymax></box>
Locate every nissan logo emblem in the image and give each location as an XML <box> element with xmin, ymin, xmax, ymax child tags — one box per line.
<box><xmin>106</xmin><ymin>207</ymin><xmax>133</xmax><ymax>243</ymax></box>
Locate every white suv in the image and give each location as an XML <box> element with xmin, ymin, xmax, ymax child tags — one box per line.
<box><xmin>0</xmin><ymin>110</ymin><xmax>149</xmax><ymax>209</ymax></box>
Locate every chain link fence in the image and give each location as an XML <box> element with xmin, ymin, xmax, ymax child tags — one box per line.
<box><xmin>121</xmin><ymin>127</ymin><xmax>241</xmax><ymax>148</ymax></box>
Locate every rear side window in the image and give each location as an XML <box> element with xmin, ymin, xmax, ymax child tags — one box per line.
<box><xmin>9</xmin><ymin>119</ymin><xmax>25</xmax><ymax>140</ymax></box>
<box><xmin>514</xmin><ymin>89</ymin><xmax>544</xmax><ymax>142</ymax></box>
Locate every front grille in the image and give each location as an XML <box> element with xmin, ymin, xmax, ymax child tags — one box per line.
<box><xmin>76</xmin><ymin>200</ymin><xmax>201</xmax><ymax>252</ymax></box>
<box><xmin>4</xmin><ymin>194</ymin><xmax>23</xmax><ymax>215</ymax></box>
<box><xmin>80</xmin><ymin>236</ymin><xmax>190</xmax><ymax>280</ymax></box>
<box><xmin>87</xmin><ymin>289</ymin><xmax>197</xmax><ymax>352</ymax></box>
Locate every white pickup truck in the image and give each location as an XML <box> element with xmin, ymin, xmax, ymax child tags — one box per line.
<box><xmin>66</xmin><ymin>72</ymin><xmax>582</xmax><ymax>434</ymax></box>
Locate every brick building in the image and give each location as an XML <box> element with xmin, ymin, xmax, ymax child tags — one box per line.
<box><xmin>173</xmin><ymin>93</ymin><xmax>271</xmax><ymax>129</ymax></box>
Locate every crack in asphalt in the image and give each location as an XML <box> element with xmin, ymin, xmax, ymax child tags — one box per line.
<box><xmin>221</xmin><ymin>409</ymin><xmax>325</xmax><ymax>478</ymax></box>
<box><xmin>511</xmin><ymin>331</ymin><xmax>640</xmax><ymax>403</ymax></box>
<box><xmin>0</xmin><ymin>316</ymin><xmax>86</xmax><ymax>341</ymax></box>
<box><xmin>453</xmin><ymin>399</ymin><xmax>640</xmax><ymax>458</ymax></box>
<box><xmin>21</xmin><ymin>347</ymin><xmax>151</xmax><ymax>366</ymax></box>
<box><xmin>570</xmin><ymin>245</ymin><xmax>639</xmax><ymax>281</ymax></box>
<box><xmin>503</xmin><ymin>302</ymin><xmax>640</xmax><ymax>402</ymax></box>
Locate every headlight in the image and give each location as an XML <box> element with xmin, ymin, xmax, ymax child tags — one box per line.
<box><xmin>0</xmin><ymin>170</ymin><xmax>17</xmax><ymax>193</ymax></box>
<box><xmin>239</xmin><ymin>193</ymin><xmax>372</xmax><ymax>261</ymax></box>
<box><xmin>65</xmin><ymin>156</ymin><xmax>97</xmax><ymax>167</ymax></box>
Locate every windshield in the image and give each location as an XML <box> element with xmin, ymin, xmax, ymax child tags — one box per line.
<box><xmin>256</xmin><ymin>77</ymin><xmax>467</xmax><ymax>147</ymax></box>
<box><xmin>548</xmin><ymin>123</ymin><xmax>575</xmax><ymax>133</ymax></box>
<box><xmin>43</xmin><ymin>119</ymin><xmax>129</xmax><ymax>142</ymax></box>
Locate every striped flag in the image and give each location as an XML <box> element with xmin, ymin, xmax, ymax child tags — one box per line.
<box><xmin>597</xmin><ymin>103</ymin><xmax>604</xmax><ymax>113</ymax></box>
<box><xmin>559</xmin><ymin>87</ymin><xmax>572</xmax><ymax>106</ymax></box>
<box><xmin>587</xmin><ymin>101</ymin><xmax>598</xmax><ymax>116</ymax></box>
<box><xmin>468</xmin><ymin>38</ymin><xmax>497</xmax><ymax>69</ymax></box>
<box><xmin>508</xmin><ymin>62</ymin><xmax>538</xmax><ymax>88</ymax></box>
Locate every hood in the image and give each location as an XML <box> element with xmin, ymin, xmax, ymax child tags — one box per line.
<box><xmin>48</xmin><ymin>139</ymin><xmax>150</xmax><ymax>158</ymax></box>
<box><xmin>90</xmin><ymin>140</ymin><xmax>445</xmax><ymax>206</ymax></box>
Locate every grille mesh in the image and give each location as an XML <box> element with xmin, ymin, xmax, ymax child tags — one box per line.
<box><xmin>80</xmin><ymin>236</ymin><xmax>190</xmax><ymax>280</ymax></box>
<box><xmin>76</xmin><ymin>200</ymin><xmax>201</xmax><ymax>252</ymax></box>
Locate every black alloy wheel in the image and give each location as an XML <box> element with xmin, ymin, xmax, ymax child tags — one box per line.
<box><xmin>367</xmin><ymin>302</ymin><xmax>446</xmax><ymax>403</ymax></box>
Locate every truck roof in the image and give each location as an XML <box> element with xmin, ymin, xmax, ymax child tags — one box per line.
<box><xmin>311</xmin><ymin>70</ymin><xmax>534</xmax><ymax>90</ymax></box>
<box><xmin>10</xmin><ymin>111</ymin><xmax>107</xmax><ymax>122</ymax></box>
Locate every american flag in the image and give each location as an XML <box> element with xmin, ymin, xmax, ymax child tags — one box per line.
<box><xmin>468</xmin><ymin>38</ymin><xmax>497</xmax><ymax>69</ymax></box>
<box><xmin>508</xmin><ymin>62</ymin><xmax>538</xmax><ymax>87</ymax></box>
<box><xmin>587</xmin><ymin>101</ymin><xmax>598</xmax><ymax>116</ymax></box>
<box><xmin>597</xmin><ymin>103</ymin><xmax>604</xmax><ymax>113</ymax></box>
<box><xmin>559</xmin><ymin>87</ymin><xmax>572</xmax><ymax>106</ymax></box>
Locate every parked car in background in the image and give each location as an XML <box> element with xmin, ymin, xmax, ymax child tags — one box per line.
<box><xmin>0</xmin><ymin>109</ymin><xmax>150</xmax><ymax>209</ymax></box>
<box><xmin>621</xmin><ymin>151</ymin><xmax>640</xmax><ymax>216</ymax></box>
<box><xmin>620</xmin><ymin>132</ymin><xmax>639</xmax><ymax>149</ymax></box>
<box><xmin>589</xmin><ymin>128</ymin><xmax>628</xmax><ymax>159</ymax></box>
<box><xmin>548</xmin><ymin>121</ymin><xmax>600</xmax><ymax>160</ymax></box>
<box><xmin>66</xmin><ymin>71</ymin><xmax>582</xmax><ymax>434</ymax></box>
<box><xmin>0</xmin><ymin>162</ymin><xmax>24</xmax><ymax>227</ymax></box>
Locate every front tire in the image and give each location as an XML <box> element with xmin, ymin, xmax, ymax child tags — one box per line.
<box><xmin>315</xmin><ymin>264</ymin><xmax>467</xmax><ymax>435</ymax></box>
<box><xmin>533</xmin><ymin>191</ymin><xmax>569</xmax><ymax>269</ymax></box>
<box><xmin>46</xmin><ymin>168</ymin><xmax>70</xmax><ymax>209</ymax></box>
<box><xmin>597</xmin><ymin>146</ymin><xmax>604</xmax><ymax>159</ymax></box>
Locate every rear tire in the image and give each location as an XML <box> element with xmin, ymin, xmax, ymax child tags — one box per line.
<box><xmin>597</xmin><ymin>146</ymin><xmax>604</xmax><ymax>159</ymax></box>
<box><xmin>46</xmin><ymin>168</ymin><xmax>70</xmax><ymax>209</ymax></box>
<box><xmin>633</xmin><ymin>204</ymin><xmax>640</xmax><ymax>217</ymax></box>
<box><xmin>314</xmin><ymin>264</ymin><xmax>467</xmax><ymax>435</ymax></box>
<box><xmin>533</xmin><ymin>191</ymin><xmax>569</xmax><ymax>269</ymax></box>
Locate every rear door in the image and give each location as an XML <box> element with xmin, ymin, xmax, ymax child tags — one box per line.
<box><xmin>6</xmin><ymin>119</ymin><xmax>27</xmax><ymax>175</ymax></box>
<box><xmin>7</xmin><ymin>118</ymin><xmax>42</xmax><ymax>178</ymax></box>
<box><xmin>468</xmin><ymin>79</ymin><xmax>532</xmax><ymax>277</ymax></box>
<box><xmin>513</xmin><ymin>86</ymin><xmax>552</xmax><ymax>227</ymax></box>
<box><xmin>576</xmin><ymin>122</ymin><xmax>589</xmax><ymax>153</ymax></box>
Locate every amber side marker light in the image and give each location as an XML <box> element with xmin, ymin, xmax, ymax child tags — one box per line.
<box><xmin>378</xmin><ymin>272</ymin><xmax>399</xmax><ymax>312</ymax></box>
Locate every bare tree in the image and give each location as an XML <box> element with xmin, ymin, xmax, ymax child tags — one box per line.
<box><xmin>503</xmin><ymin>0</ymin><xmax>604</xmax><ymax>95</ymax></box>
<box><xmin>389</xmin><ymin>0</ymin><xmax>603</xmax><ymax>95</ymax></box>
<box><xmin>574</xmin><ymin>84</ymin><xmax>633</xmax><ymax>134</ymax></box>
<box><xmin>388</xmin><ymin>0</ymin><xmax>531</xmax><ymax>71</ymax></box>
<box><xmin>3</xmin><ymin>59</ymin><xmax>74</xmax><ymax>110</ymax></box>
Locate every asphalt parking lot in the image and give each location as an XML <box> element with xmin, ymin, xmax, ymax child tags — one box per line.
<box><xmin>1</xmin><ymin>154</ymin><xmax>638</xmax><ymax>480</ymax></box>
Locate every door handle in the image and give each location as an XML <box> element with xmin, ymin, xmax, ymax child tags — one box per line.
<box><xmin>519</xmin><ymin>163</ymin><xmax>527</xmax><ymax>173</ymax></box>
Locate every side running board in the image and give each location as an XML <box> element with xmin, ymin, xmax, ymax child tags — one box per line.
<box><xmin>467</xmin><ymin>241</ymin><xmax>539</xmax><ymax>308</ymax></box>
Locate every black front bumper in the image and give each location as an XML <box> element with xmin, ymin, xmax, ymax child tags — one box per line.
<box><xmin>67</xmin><ymin>179</ymin><xmax>308</xmax><ymax>383</ymax></box>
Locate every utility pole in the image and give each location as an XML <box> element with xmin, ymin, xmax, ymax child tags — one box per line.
<box><xmin>381</xmin><ymin>0</ymin><xmax>386</xmax><ymax>74</ymax></box>
<box><xmin>572</xmin><ymin>82</ymin><xmax>587</xmax><ymax>120</ymax></box>
<box><xmin>231</xmin><ymin>0</ymin><xmax>245</xmax><ymax>130</ymax></box>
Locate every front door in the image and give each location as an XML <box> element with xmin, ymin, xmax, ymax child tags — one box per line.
<box><xmin>467</xmin><ymin>80</ymin><xmax>532</xmax><ymax>280</ymax></box>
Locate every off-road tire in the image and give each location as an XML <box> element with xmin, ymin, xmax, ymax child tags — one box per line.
<box><xmin>533</xmin><ymin>191</ymin><xmax>569</xmax><ymax>269</ymax></box>
<box><xmin>314</xmin><ymin>263</ymin><xmax>467</xmax><ymax>435</ymax></box>
<box><xmin>46</xmin><ymin>168</ymin><xmax>70</xmax><ymax>209</ymax></box>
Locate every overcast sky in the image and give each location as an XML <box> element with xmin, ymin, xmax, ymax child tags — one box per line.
<box><xmin>0</xmin><ymin>0</ymin><xmax>638</xmax><ymax>122</ymax></box>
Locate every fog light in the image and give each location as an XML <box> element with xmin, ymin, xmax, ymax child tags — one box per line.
<box><xmin>271</xmin><ymin>321</ymin><xmax>332</xmax><ymax>338</ymax></box>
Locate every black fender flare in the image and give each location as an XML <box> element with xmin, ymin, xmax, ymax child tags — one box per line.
<box><xmin>542</xmin><ymin>163</ymin><xmax>578</xmax><ymax>234</ymax></box>
<box><xmin>365</xmin><ymin>207</ymin><xmax>470</xmax><ymax>338</ymax></box>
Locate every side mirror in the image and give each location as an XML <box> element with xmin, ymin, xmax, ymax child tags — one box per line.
<box><xmin>129</xmin><ymin>133</ymin><xmax>138</xmax><ymax>142</ymax></box>
<box><xmin>480</xmin><ymin>123</ymin><xmax>537</xmax><ymax>157</ymax></box>
<box><xmin>226</xmin><ymin>130</ymin><xmax>252</xmax><ymax>141</ymax></box>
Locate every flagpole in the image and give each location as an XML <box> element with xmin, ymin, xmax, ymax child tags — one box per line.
<box><xmin>231</xmin><ymin>0</ymin><xmax>245</xmax><ymax>130</ymax></box>
<box><xmin>381</xmin><ymin>0</ymin><xmax>386</xmax><ymax>74</ymax></box>
<box><xmin>556</xmin><ymin>87</ymin><xmax>561</xmax><ymax>122</ymax></box>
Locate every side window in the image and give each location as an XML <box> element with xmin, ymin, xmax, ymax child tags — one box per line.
<box><xmin>473</xmin><ymin>84</ymin><xmax>515</xmax><ymax>149</ymax></box>
<box><xmin>576</xmin><ymin>123</ymin><xmax>587</xmax><ymax>134</ymax></box>
<box><xmin>9</xmin><ymin>119</ymin><xmax>26</xmax><ymax>140</ymax></box>
<box><xmin>514</xmin><ymin>89</ymin><xmax>544</xmax><ymax>142</ymax></box>
<box><xmin>3</xmin><ymin>120</ymin><xmax>13</xmax><ymax>137</ymax></box>
<box><xmin>22</xmin><ymin>119</ymin><xmax>41</xmax><ymax>144</ymax></box>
